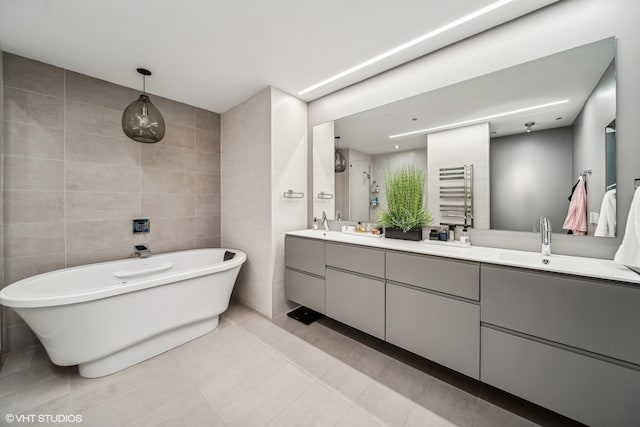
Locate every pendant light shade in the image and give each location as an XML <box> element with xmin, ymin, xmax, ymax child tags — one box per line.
<box><xmin>122</xmin><ymin>68</ymin><xmax>165</xmax><ymax>143</ymax></box>
<box><xmin>335</xmin><ymin>136</ymin><xmax>346</xmax><ymax>173</ymax></box>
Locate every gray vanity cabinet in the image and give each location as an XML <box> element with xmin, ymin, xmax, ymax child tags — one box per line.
<box><xmin>284</xmin><ymin>236</ymin><xmax>326</xmax><ymax>313</ymax></box>
<box><xmin>326</xmin><ymin>268</ymin><xmax>385</xmax><ymax>339</ymax></box>
<box><xmin>481</xmin><ymin>264</ymin><xmax>640</xmax><ymax>427</ymax></box>
<box><xmin>386</xmin><ymin>251</ymin><xmax>479</xmax><ymax>300</ymax></box>
<box><xmin>325</xmin><ymin>242</ymin><xmax>386</xmax><ymax>340</ymax></box>
<box><xmin>481</xmin><ymin>265</ymin><xmax>640</xmax><ymax>365</ymax></box>
<box><xmin>325</xmin><ymin>242</ymin><xmax>385</xmax><ymax>277</ymax></box>
<box><xmin>386</xmin><ymin>282</ymin><xmax>480</xmax><ymax>379</ymax></box>
<box><xmin>482</xmin><ymin>326</ymin><xmax>640</xmax><ymax>427</ymax></box>
<box><xmin>385</xmin><ymin>250</ymin><xmax>480</xmax><ymax>379</ymax></box>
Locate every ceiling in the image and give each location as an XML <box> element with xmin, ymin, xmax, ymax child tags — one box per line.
<box><xmin>0</xmin><ymin>0</ymin><xmax>558</xmax><ymax>113</ymax></box>
<box><xmin>335</xmin><ymin>38</ymin><xmax>615</xmax><ymax>155</ymax></box>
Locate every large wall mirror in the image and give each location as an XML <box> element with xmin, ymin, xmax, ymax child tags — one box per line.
<box><xmin>312</xmin><ymin>37</ymin><xmax>617</xmax><ymax>237</ymax></box>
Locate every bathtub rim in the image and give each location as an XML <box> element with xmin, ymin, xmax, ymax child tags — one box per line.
<box><xmin>0</xmin><ymin>248</ymin><xmax>246</xmax><ymax>309</ymax></box>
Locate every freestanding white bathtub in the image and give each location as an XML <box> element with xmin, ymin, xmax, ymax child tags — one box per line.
<box><xmin>0</xmin><ymin>248</ymin><xmax>246</xmax><ymax>378</ymax></box>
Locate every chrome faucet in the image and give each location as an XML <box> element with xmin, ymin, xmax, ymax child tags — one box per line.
<box><xmin>134</xmin><ymin>244</ymin><xmax>152</xmax><ymax>258</ymax></box>
<box><xmin>540</xmin><ymin>216</ymin><xmax>551</xmax><ymax>256</ymax></box>
<box><xmin>321</xmin><ymin>210</ymin><xmax>330</xmax><ymax>232</ymax></box>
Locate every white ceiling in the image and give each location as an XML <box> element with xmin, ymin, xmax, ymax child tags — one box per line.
<box><xmin>335</xmin><ymin>38</ymin><xmax>615</xmax><ymax>155</ymax></box>
<box><xmin>0</xmin><ymin>0</ymin><xmax>558</xmax><ymax>113</ymax></box>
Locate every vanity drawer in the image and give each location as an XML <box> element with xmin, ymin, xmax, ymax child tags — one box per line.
<box><xmin>386</xmin><ymin>251</ymin><xmax>479</xmax><ymax>300</ymax></box>
<box><xmin>481</xmin><ymin>326</ymin><xmax>640</xmax><ymax>427</ymax></box>
<box><xmin>285</xmin><ymin>268</ymin><xmax>325</xmax><ymax>314</ymax></box>
<box><xmin>285</xmin><ymin>236</ymin><xmax>325</xmax><ymax>277</ymax></box>
<box><xmin>386</xmin><ymin>282</ymin><xmax>479</xmax><ymax>379</ymax></box>
<box><xmin>325</xmin><ymin>242</ymin><xmax>385</xmax><ymax>278</ymax></box>
<box><xmin>326</xmin><ymin>268</ymin><xmax>385</xmax><ymax>339</ymax></box>
<box><xmin>481</xmin><ymin>265</ymin><xmax>640</xmax><ymax>365</ymax></box>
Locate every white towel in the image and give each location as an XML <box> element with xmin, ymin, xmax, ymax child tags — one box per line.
<box><xmin>614</xmin><ymin>187</ymin><xmax>640</xmax><ymax>267</ymax></box>
<box><xmin>594</xmin><ymin>189</ymin><xmax>616</xmax><ymax>237</ymax></box>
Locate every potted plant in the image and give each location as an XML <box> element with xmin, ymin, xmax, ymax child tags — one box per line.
<box><xmin>377</xmin><ymin>165</ymin><xmax>432</xmax><ymax>241</ymax></box>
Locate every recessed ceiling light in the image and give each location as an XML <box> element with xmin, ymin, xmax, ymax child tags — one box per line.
<box><xmin>297</xmin><ymin>0</ymin><xmax>514</xmax><ymax>96</ymax></box>
<box><xmin>389</xmin><ymin>100</ymin><xmax>569</xmax><ymax>139</ymax></box>
<box><xmin>411</xmin><ymin>118</ymin><xmax>418</xmax><ymax>121</ymax></box>
<box><xmin>394</xmin><ymin>145</ymin><xmax>400</xmax><ymax>149</ymax></box>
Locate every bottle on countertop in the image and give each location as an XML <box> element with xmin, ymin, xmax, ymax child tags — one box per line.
<box><xmin>438</xmin><ymin>227</ymin><xmax>448</xmax><ymax>241</ymax></box>
<box><xmin>448</xmin><ymin>224</ymin><xmax>456</xmax><ymax>241</ymax></box>
<box><xmin>460</xmin><ymin>225</ymin><xmax>470</xmax><ymax>244</ymax></box>
<box><xmin>312</xmin><ymin>217</ymin><xmax>318</xmax><ymax>230</ymax></box>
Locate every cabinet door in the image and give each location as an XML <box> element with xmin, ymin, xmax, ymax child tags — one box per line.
<box><xmin>481</xmin><ymin>265</ymin><xmax>640</xmax><ymax>365</ymax></box>
<box><xmin>482</xmin><ymin>326</ymin><xmax>640</xmax><ymax>427</ymax></box>
<box><xmin>326</xmin><ymin>242</ymin><xmax>385</xmax><ymax>278</ymax></box>
<box><xmin>285</xmin><ymin>236</ymin><xmax>325</xmax><ymax>277</ymax></box>
<box><xmin>285</xmin><ymin>268</ymin><xmax>325</xmax><ymax>314</ymax></box>
<box><xmin>325</xmin><ymin>268</ymin><xmax>385</xmax><ymax>339</ymax></box>
<box><xmin>386</xmin><ymin>282</ymin><xmax>479</xmax><ymax>379</ymax></box>
<box><xmin>386</xmin><ymin>251</ymin><xmax>479</xmax><ymax>300</ymax></box>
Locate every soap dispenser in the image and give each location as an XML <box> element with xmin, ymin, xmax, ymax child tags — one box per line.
<box><xmin>460</xmin><ymin>225</ymin><xmax>470</xmax><ymax>244</ymax></box>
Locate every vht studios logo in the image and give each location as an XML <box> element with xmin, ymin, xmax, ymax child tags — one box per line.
<box><xmin>5</xmin><ymin>414</ymin><xmax>83</xmax><ymax>423</ymax></box>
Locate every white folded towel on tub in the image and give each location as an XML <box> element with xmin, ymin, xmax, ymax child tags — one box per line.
<box><xmin>614</xmin><ymin>187</ymin><xmax>640</xmax><ymax>268</ymax></box>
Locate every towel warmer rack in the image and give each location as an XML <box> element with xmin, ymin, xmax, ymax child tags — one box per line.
<box><xmin>438</xmin><ymin>164</ymin><xmax>473</xmax><ymax>227</ymax></box>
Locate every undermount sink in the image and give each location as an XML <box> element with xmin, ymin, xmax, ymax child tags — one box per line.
<box><xmin>498</xmin><ymin>251</ymin><xmax>611</xmax><ymax>275</ymax></box>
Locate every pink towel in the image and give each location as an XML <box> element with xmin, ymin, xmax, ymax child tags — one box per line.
<box><xmin>563</xmin><ymin>176</ymin><xmax>587</xmax><ymax>235</ymax></box>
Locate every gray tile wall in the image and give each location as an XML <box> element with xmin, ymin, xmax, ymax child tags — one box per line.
<box><xmin>1</xmin><ymin>53</ymin><xmax>221</xmax><ymax>352</ymax></box>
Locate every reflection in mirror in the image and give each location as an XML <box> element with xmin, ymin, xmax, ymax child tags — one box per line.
<box><xmin>312</xmin><ymin>37</ymin><xmax>616</xmax><ymax>237</ymax></box>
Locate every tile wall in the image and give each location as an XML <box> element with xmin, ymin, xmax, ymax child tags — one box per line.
<box><xmin>221</xmin><ymin>87</ymin><xmax>307</xmax><ymax>318</ymax></box>
<box><xmin>1</xmin><ymin>53</ymin><xmax>221</xmax><ymax>352</ymax></box>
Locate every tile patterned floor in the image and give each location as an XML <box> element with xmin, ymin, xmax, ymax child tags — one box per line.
<box><xmin>0</xmin><ymin>302</ymin><xmax>583</xmax><ymax>426</ymax></box>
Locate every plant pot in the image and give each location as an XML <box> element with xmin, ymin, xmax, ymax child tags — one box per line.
<box><xmin>385</xmin><ymin>227</ymin><xmax>423</xmax><ymax>241</ymax></box>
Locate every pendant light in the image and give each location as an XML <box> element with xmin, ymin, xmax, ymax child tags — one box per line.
<box><xmin>122</xmin><ymin>68</ymin><xmax>166</xmax><ymax>143</ymax></box>
<box><xmin>335</xmin><ymin>136</ymin><xmax>347</xmax><ymax>173</ymax></box>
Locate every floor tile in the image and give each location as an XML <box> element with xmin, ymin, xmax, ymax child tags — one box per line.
<box><xmin>404</xmin><ymin>404</ymin><xmax>458</xmax><ymax>427</ymax></box>
<box><xmin>268</xmin><ymin>382</ymin><xmax>351</xmax><ymax>427</ymax></box>
<box><xmin>79</xmin><ymin>369</ymin><xmax>196</xmax><ymax>426</ymax></box>
<box><xmin>0</xmin><ymin>346</ymin><xmax>49</xmax><ymax>378</ymax></box>
<box><xmin>0</xmin><ymin>374</ymin><xmax>69</xmax><ymax>416</ymax></box>
<box><xmin>221</xmin><ymin>300</ymin><xmax>260</xmax><ymax>323</ymax></box>
<box><xmin>472</xmin><ymin>399</ymin><xmax>539</xmax><ymax>427</ymax></box>
<box><xmin>68</xmin><ymin>349</ymin><xmax>177</xmax><ymax>414</ymax></box>
<box><xmin>198</xmin><ymin>347</ymin><xmax>287</xmax><ymax>411</ymax></box>
<box><xmin>217</xmin><ymin>363</ymin><xmax>315</xmax><ymax>427</ymax></box>
<box><xmin>416</xmin><ymin>377</ymin><xmax>479</xmax><ymax>427</ymax></box>
<box><xmin>356</xmin><ymin>381</ymin><xmax>415</xmax><ymax>427</ymax></box>
<box><xmin>320</xmin><ymin>361</ymin><xmax>372</xmax><ymax>402</ymax></box>
<box><xmin>126</xmin><ymin>389</ymin><xmax>224</xmax><ymax>427</ymax></box>
<box><xmin>0</xmin><ymin>358</ymin><xmax>67</xmax><ymax>398</ymax></box>
<box><xmin>375</xmin><ymin>357</ymin><xmax>433</xmax><ymax>402</ymax></box>
<box><xmin>335</xmin><ymin>404</ymin><xmax>385</xmax><ymax>427</ymax></box>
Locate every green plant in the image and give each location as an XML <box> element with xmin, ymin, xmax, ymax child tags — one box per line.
<box><xmin>377</xmin><ymin>165</ymin><xmax>432</xmax><ymax>232</ymax></box>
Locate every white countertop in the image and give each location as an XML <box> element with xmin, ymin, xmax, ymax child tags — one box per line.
<box><xmin>286</xmin><ymin>229</ymin><xmax>640</xmax><ymax>286</ymax></box>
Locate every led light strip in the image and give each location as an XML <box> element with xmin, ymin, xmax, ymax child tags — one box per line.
<box><xmin>389</xmin><ymin>99</ymin><xmax>570</xmax><ymax>139</ymax></box>
<box><xmin>297</xmin><ymin>0</ymin><xmax>514</xmax><ymax>96</ymax></box>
